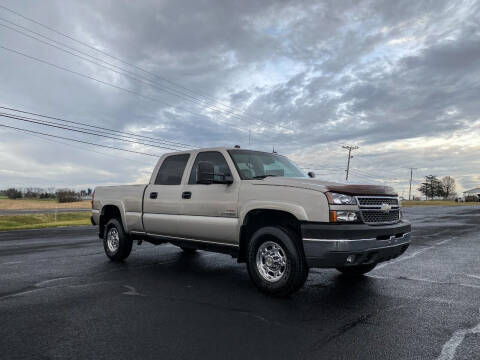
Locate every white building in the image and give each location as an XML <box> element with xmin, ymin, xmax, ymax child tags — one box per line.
<box><xmin>463</xmin><ymin>187</ymin><xmax>480</xmax><ymax>200</ymax></box>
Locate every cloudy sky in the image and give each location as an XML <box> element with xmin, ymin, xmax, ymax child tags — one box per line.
<box><xmin>0</xmin><ymin>0</ymin><xmax>479</xmax><ymax>197</ymax></box>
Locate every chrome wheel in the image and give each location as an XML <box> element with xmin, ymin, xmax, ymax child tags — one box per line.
<box><xmin>256</xmin><ymin>241</ymin><xmax>288</xmax><ymax>282</ymax></box>
<box><xmin>107</xmin><ymin>227</ymin><xmax>120</xmax><ymax>253</ymax></box>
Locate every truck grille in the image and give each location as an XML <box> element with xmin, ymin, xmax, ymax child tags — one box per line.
<box><xmin>357</xmin><ymin>197</ymin><xmax>398</xmax><ymax>206</ymax></box>
<box><xmin>355</xmin><ymin>196</ymin><xmax>400</xmax><ymax>225</ymax></box>
<box><xmin>361</xmin><ymin>210</ymin><xmax>400</xmax><ymax>224</ymax></box>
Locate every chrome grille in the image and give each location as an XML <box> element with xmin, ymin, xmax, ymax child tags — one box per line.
<box><xmin>361</xmin><ymin>210</ymin><xmax>400</xmax><ymax>224</ymax></box>
<box><xmin>355</xmin><ymin>196</ymin><xmax>400</xmax><ymax>224</ymax></box>
<box><xmin>357</xmin><ymin>197</ymin><xmax>398</xmax><ymax>206</ymax></box>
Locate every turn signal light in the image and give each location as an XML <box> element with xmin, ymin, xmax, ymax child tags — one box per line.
<box><xmin>329</xmin><ymin>211</ymin><xmax>337</xmax><ymax>222</ymax></box>
<box><xmin>329</xmin><ymin>210</ymin><xmax>358</xmax><ymax>222</ymax></box>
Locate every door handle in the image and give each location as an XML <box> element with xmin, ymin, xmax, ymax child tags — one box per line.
<box><xmin>150</xmin><ymin>192</ymin><xmax>158</xmax><ymax>199</ymax></box>
<box><xmin>182</xmin><ymin>191</ymin><xmax>192</xmax><ymax>199</ymax></box>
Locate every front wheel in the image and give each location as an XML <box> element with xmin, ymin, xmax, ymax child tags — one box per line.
<box><xmin>103</xmin><ymin>218</ymin><xmax>132</xmax><ymax>261</ymax></box>
<box><xmin>336</xmin><ymin>264</ymin><xmax>376</xmax><ymax>277</ymax></box>
<box><xmin>246</xmin><ymin>226</ymin><xmax>308</xmax><ymax>297</ymax></box>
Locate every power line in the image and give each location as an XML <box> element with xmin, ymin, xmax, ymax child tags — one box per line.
<box><xmin>0</xmin><ymin>113</ymin><xmax>185</xmax><ymax>152</ymax></box>
<box><xmin>0</xmin><ymin>19</ymin><xmax>265</xmax><ymax>128</ymax></box>
<box><xmin>0</xmin><ymin>4</ymin><xmax>241</xmax><ymax>111</ymax></box>
<box><xmin>0</xmin><ymin>45</ymin><xmax>250</xmax><ymax>137</ymax></box>
<box><xmin>342</xmin><ymin>145</ymin><xmax>359</xmax><ymax>181</ymax></box>
<box><xmin>350</xmin><ymin>167</ymin><xmax>401</xmax><ymax>182</ymax></box>
<box><xmin>0</xmin><ymin>5</ymin><xmax>297</xmax><ymax>133</ymax></box>
<box><xmin>348</xmin><ymin>169</ymin><xmax>394</xmax><ymax>184</ymax></box>
<box><xmin>0</xmin><ymin>106</ymin><xmax>194</xmax><ymax>149</ymax></box>
<box><xmin>0</xmin><ymin>123</ymin><xmax>160</xmax><ymax>157</ymax></box>
<box><xmin>0</xmin><ymin>112</ymin><xmax>184</xmax><ymax>151</ymax></box>
<box><xmin>25</xmin><ymin>129</ymin><xmax>155</xmax><ymax>166</ymax></box>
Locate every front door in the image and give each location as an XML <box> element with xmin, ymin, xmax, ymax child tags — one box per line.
<box><xmin>143</xmin><ymin>153</ymin><xmax>190</xmax><ymax>236</ymax></box>
<box><xmin>177</xmin><ymin>151</ymin><xmax>239</xmax><ymax>244</ymax></box>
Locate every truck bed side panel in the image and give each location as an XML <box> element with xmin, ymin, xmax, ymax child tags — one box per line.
<box><xmin>94</xmin><ymin>185</ymin><xmax>147</xmax><ymax>233</ymax></box>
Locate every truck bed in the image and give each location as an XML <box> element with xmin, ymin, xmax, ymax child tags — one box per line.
<box><xmin>93</xmin><ymin>184</ymin><xmax>148</xmax><ymax>233</ymax></box>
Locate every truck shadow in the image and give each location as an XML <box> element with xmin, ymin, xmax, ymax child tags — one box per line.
<box><xmin>102</xmin><ymin>245</ymin><xmax>384</xmax><ymax>309</ymax></box>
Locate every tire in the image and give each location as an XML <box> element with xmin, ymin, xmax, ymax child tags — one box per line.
<box><xmin>336</xmin><ymin>264</ymin><xmax>376</xmax><ymax>277</ymax></box>
<box><xmin>246</xmin><ymin>226</ymin><xmax>308</xmax><ymax>297</ymax></box>
<box><xmin>103</xmin><ymin>218</ymin><xmax>132</xmax><ymax>261</ymax></box>
<box><xmin>179</xmin><ymin>246</ymin><xmax>197</xmax><ymax>254</ymax></box>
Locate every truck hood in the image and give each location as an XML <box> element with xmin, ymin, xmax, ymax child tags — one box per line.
<box><xmin>251</xmin><ymin>177</ymin><xmax>397</xmax><ymax>196</ymax></box>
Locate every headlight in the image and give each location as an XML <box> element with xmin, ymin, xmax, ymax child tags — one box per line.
<box><xmin>330</xmin><ymin>210</ymin><xmax>358</xmax><ymax>222</ymax></box>
<box><xmin>326</xmin><ymin>192</ymin><xmax>357</xmax><ymax>205</ymax></box>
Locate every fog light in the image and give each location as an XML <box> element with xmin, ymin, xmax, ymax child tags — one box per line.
<box><xmin>346</xmin><ymin>255</ymin><xmax>355</xmax><ymax>264</ymax></box>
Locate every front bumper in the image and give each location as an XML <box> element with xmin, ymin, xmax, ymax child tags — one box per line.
<box><xmin>301</xmin><ymin>221</ymin><xmax>411</xmax><ymax>268</ymax></box>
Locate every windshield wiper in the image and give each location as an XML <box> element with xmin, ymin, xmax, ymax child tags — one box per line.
<box><xmin>251</xmin><ymin>175</ymin><xmax>278</xmax><ymax>179</ymax></box>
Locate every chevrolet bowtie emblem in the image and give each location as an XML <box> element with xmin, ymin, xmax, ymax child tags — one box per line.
<box><xmin>380</xmin><ymin>203</ymin><xmax>392</xmax><ymax>213</ymax></box>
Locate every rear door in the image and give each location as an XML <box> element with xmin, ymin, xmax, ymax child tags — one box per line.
<box><xmin>143</xmin><ymin>153</ymin><xmax>190</xmax><ymax>236</ymax></box>
<box><xmin>177</xmin><ymin>151</ymin><xmax>240</xmax><ymax>244</ymax></box>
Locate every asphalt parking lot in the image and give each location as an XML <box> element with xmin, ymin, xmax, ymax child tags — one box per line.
<box><xmin>0</xmin><ymin>206</ymin><xmax>479</xmax><ymax>360</ymax></box>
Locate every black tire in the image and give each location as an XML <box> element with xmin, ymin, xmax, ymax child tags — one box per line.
<box><xmin>103</xmin><ymin>218</ymin><xmax>132</xmax><ymax>261</ymax></box>
<box><xmin>179</xmin><ymin>246</ymin><xmax>197</xmax><ymax>254</ymax></box>
<box><xmin>246</xmin><ymin>226</ymin><xmax>308</xmax><ymax>297</ymax></box>
<box><xmin>336</xmin><ymin>264</ymin><xmax>376</xmax><ymax>277</ymax></box>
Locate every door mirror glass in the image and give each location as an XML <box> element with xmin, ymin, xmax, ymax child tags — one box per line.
<box><xmin>191</xmin><ymin>152</ymin><xmax>234</xmax><ymax>185</ymax></box>
<box><xmin>197</xmin><ymin>161</ymin><xmax>214</xmax><ymax>184</ymax></box>
<box><xmin>197</xmin><ymin>161</ymin><xmax>233</xmax><ymax>185</ymax></box>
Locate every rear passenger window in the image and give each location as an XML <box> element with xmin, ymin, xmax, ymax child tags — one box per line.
<box><xmin>155</xmin><ymin>154</ymin><xmax>190</xmax><ymax>185</ymax></box>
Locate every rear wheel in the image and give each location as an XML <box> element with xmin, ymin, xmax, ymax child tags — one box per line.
<box><xmin>246</xmin><ymin>226</ymin><xmax>308</xmax><ymax>297</ymax></box>
<box><xmin>336</xmin><ymin>264</ymin><xmax>376</xmax><ymax>277</ymax></box>
<box><xmin>103</xmin><ymin>218</ymin><xmax>132</xmax><ymax>261</ymax></box>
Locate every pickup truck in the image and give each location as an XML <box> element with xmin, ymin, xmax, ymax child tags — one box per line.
<box><xmin>92</xmin><ymin>147</ymin><xmax>411</xmax><ymax>296</ymax></box>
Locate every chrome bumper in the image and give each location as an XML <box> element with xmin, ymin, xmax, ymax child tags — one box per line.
<box><xmin>302</xmin><ymin>231</ymin><xmax>411</xmax><ymax>268</ymax></box>
<box><xmin>303</xmin><ymin>232</ymin><xmax>411</xmax><ymax>252</ymax></box>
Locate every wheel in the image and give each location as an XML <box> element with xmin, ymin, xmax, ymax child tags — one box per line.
<box><xmin>179</xmin><ymin>246</ymin><xmax>197</xmax><ymax>254</ymax></box>
<box><xmin>246</xmin><ymin>226</ymin><xmax>308</xmax><ymax>297</ymax></box>
<box><xmin>103</xmin><ymin>218</ymin><xmax>132</xmax><ymax>261</ymax></box>
<box><xmin>336</xmin><ymin>264</ymin><xmax>376</xmax><ymax>277</ymax></box>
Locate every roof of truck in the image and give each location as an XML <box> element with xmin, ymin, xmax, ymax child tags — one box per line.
<box><xmin>163</xmin><ymin>147</ymin><xmax>276</xmax><ymax>155</ymax></box>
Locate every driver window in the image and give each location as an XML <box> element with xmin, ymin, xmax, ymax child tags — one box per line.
<box><xmin>188</xmin><ymin>151</ymin><xmax>231</xmax><ymax>184</ymax></box>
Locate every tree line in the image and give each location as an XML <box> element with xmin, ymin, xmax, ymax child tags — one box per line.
<box><xmin>417</xmin><ymin>175</ymin><xmax>456</xmax><ymax>200</ymax></box>
<box><xmin>0</xmin><ymin>188</ymin><xmax>92</xmax><ymax>203</ymax></box>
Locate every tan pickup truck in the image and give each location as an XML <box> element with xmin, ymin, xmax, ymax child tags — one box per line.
<box><xmin>92</xmin><ymin>147</ymin><xmax>411</xmax><ymax>296</ymax></box>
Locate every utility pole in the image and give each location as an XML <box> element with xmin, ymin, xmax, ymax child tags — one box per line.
<box><xmin>342</xmin><ymin>145</ymin><xmax>359</xmax><ymax>181</ymax></box>
<box><xmin>407</xmin><ymin>167</ymin><xmax>417</xmax><ymax>200</ymax></box>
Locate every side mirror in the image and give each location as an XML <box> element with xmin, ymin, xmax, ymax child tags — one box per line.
<box><xmin>197</xmin><ymin>162</ymin><xmax>233</xmax><ymax>185</ymax></box>
<box><xmin>222</xmin><ymin>174</ymin><xmax>234</xmax><ymax>185</ymax></box>
<box><xmin>308</xmin><ymin>171</ymin><xmax>315</xmax><ymax>178</ymax></box>
<box><xmin>197</xmin><ymin>161</ymin><xmax>214</xmax><ymax>184</ymax></box>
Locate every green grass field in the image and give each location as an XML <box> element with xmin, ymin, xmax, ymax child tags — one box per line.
<box><xmin>402</xmin><ymin>200</ymin><xmax>480</xmax><ymax>207</ymax></box>
<box><xmin>0</xmin><ymin>212</ymin><xmax>91</xmax><ymax>231</ymax></box>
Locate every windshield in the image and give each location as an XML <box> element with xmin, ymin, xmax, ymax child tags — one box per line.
<box><xmin>228</xmin><ymin>150</ymin><xmax>306</xmax><ymax>180</ymax></box>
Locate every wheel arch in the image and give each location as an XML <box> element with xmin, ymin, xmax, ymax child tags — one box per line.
<box><xmin>99</xmin><ymin>204</ymin><xmax>126</xmax><ymax>237</ymax></box>
<box><xmin>237</xmin><ymin>208</ymin><xmax>303</xmax><ymax>263</ymax></box>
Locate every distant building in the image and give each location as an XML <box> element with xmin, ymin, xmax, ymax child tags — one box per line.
<box><xmin>463</xmin><ymin>187</ymin><xmax>480</xmax><ymax>201</ymax></box>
